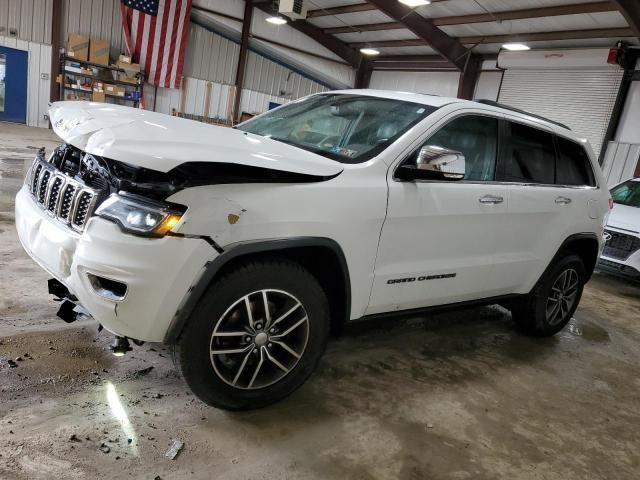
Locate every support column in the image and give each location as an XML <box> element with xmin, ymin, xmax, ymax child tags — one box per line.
<box><xmin>50</xmin><ymin>0</ymin><xmax>63</xmax><ymax>104</ymax></box>
<box><xmin>354</xmin><ymin>57</ymin><xmax>372</xmax><ymax>89</ymax></box>
<box><xmin>232</xmin><ymin>0</ymin><xmax>253</xmax><ymax>123</ymax></box>
<box><xmin>456</xmin><ymin>53</ymin><xmax>482</xmax><ymax>100</ymax></box>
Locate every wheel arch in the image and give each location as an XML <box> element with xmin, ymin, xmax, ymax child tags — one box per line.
<box><xmin>164</xmin><ymin>237</ymin><xmax>351</xmax><ymax>344</ymax></box>
<box><xmin>551</xmin><ymin>233</ymin><xmax>600</xmax><ymax>282</ymax></box>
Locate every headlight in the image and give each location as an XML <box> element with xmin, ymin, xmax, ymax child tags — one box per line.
<box><xmin>95</xmin><ymin>194</ymin><xmax>185</xmax><ymax>237</ymax></box>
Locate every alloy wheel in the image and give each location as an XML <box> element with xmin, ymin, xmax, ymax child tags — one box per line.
<box><xmin>210</xmin><ymin>289</ymin><xmax>310</xmax><ymax>390</ymax></box>
<box><xmin>545</xmin><ymin>268</ymin><xmax>579</xmax><ymax>326</ymax></box>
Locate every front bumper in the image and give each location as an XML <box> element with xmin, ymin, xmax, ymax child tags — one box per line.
<box><xmin>598</xmin><ymin>231</ymin><xmax>640</xmax><ymax>280</ymax></box>
<box><xmin>15</xmin><ymin>186</ymin><xmax>217</xmax><ymax>341</ymax></box>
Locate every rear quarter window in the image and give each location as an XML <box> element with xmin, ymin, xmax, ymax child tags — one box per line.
<box><xmin>556</xmin><ymin>136</ymin><xmax>596</xmax><ymax>187</ymax></box>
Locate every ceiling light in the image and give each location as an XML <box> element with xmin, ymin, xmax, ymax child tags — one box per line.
<box><xmin>360</xmin><ymin>48</ymin><xmax>380</xmax><ymax>56</ymax></box>
<box><xmin>266</xmin><ymin>16</ymin><xmax>287</xmax><ymax>25</ymax></box>
<box><xmin>502</xmin><ymin>43</ymin><xmax>530</xmax><ymax>51</ymax></box>
<box><xmin>399</xmin><ymin>0</ymin><xmax>431</xmax><ymax>7</ymax></box>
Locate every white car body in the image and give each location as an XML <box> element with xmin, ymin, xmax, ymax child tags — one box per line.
<box><xmin>599</xmin><ymin>178</ymin><xmax>640</xmax><ymax>279</ymax></box>
<box><xmin>15</xmin><ymin>90</ymin><xmax>611</xmax><ymax>345</ymax></box>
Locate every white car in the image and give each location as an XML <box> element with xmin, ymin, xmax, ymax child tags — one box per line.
<box><xmin>599</xmin><ymin>178</ymin><xmax>640</xmax><ymax>279</ymax></box>
<box><xmin>15</xmin><ymin>91</ymin><xmax>611</xmax><ymax>409</ymax></box>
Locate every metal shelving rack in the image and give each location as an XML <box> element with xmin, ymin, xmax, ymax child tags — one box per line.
<box><xmin>59</xmin><ymin>53</ymin><xmax>143</xmax><ymax>107</ymax></box>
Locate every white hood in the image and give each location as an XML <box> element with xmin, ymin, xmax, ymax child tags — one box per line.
<box><xmin>48</xmin><ymin>101</ymin><xmax>344</xmax><ymax>177</ymax></box>
<box><xmin>608</xmin><ymin>202</ymin><xmax>640</xmax><ymax>233</ymax></box>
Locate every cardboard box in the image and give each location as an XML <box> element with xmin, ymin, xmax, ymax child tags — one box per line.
<box><xmin>89</xmin><ymin>38</ymin><xmax>110</xmax><ymax>65</ymax></box>
<box><xmin>67</xmin><ymin>33</ymin><xmax>89</xmax><ymax>61</ymax></box>
<box><xmin>92</xmin><ymin>91</ymin><xmax>106</xmax><ymax>103</ymax></box>
<box><xmin>117</xmin><ymin>72</ymin><xmax>138</xmax><ymax>85</ymax></box>
<box><xmin>104</xmin><ymin>83</ymin><xmax>125</xmax><ymax>97</ymax></box>
<box><xmin>117</xmin><ymin>61</ymin><xmax>140</xmax><ymax>75</ymax></box>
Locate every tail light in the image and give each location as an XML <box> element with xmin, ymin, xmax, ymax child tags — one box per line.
<box><xmin>608</xmin><ymin>198</ymin><xmax>614</xmax><ymax>210</ymax></box>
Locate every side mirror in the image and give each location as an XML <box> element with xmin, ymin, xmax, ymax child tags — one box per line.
<box><xmin>397</xmin><ymin>145</ymin><xmax>466</xmax><ymax>181</ymax></box>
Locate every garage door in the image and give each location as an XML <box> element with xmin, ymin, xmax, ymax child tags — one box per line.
<box><xmin>498</xmin><ymin>69</ymin><xmax>624</xmax><ymax>156</ymax></box>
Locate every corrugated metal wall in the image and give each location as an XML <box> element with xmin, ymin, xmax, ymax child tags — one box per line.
<box><xmin>183</xmin><ymin>23</ymin><xmax>329</xmax><ymax>100</ymax></box>
<box><xmin>244</xmin><ymin>50</ymin><xmax>328</xmax><ymax>99</ymax></box>
<box><xmin>0</xmin><ymin>0</ymin><xmax>52</xmax><ymax>44</ymax></box>
<box><xmin>0</xmin><ymin>35</ymin><xmax>51</xmax><ymax>128</ymax></box>
<box><xmin>60</xmin><ymin>0</ymin><xmax>126</xmax><ymax>58</ymax></box>
<box><xmin>183</xmin><ymin>23</ymin><xmax>238</xmax><ymax>85</ymax></box>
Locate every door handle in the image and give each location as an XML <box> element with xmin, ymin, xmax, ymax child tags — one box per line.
<box><xmin>479</xmin><ymin>195</ymin><xmax>504</xmax><ymax>204</ymax></box>
<box><xmin>555</xmin><ymin>196</ymin><xmax>572</xmax><ymax>205</ymax></box>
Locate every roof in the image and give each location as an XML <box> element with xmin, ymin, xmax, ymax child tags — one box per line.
<box><xmin>331</xmin><ymin>88</ymin><xmax>467</xmax><ymax>106</ymax></box>
<box><xmin>328</xmin><ymin>89</ymin><xmax>577</xmax><ymax>134</ymax></box>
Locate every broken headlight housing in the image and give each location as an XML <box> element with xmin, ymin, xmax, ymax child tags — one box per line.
<box><xmin>95</xmin><ymin>194</ymin><xmax>185</xmax><ymax>237</ymax></box>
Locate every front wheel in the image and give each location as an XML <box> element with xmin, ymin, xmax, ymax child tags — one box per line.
<box><xmin>172</xmin><ymin>258</ymin><xmax>330</xmax><ymax>410</ymax></box>
<box><xmin>511</xmin><ymin>254</ymin><xmax>586</xmax><ymax>337</ymax></box>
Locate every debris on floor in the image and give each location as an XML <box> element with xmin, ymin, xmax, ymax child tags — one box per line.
<box><xmin>165</xmin><ymin>439</ymin><xmax>184</xmax><ymax>460</ymax></box>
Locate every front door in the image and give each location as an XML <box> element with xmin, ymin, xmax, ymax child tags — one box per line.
<box><xmin>367</xmin><ymin>113</ymin><xmax>513</xmax><ymax>315</ymax></box>
<box><xmin>0</xmin><ymin>46</ymin><xmax>28</xmax><ymax>124</ymax></box>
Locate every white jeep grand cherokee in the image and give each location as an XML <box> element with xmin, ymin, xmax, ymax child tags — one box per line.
<box><xmin>15</xmin><ymin>90</ymin><xmax>611</xmax><ymax>409</ymax></box>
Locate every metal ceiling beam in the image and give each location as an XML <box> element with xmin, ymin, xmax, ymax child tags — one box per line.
<box><xmin>364</xmin><ymin>0</ymin><xmax>471</xmax><ymax>70</ymax></box>
<box><xmin>375</xmin><ymin>55</ymin><xmax>449</xmax><ymax>62</ymax></box>
<box><xmin>255</xmin><ymin>4</ymin><xmax>362</xmax><ymax>69</ymax></box>
<box><xmin>307</xmin><ymin>0</ymin><xmax>447</xmax><ymax>18</ymax></box>
<box><xmin>373</xmin><ymin>61</ymin><xmax>455</xmax><ymax>69</ymax></box>
<box><xmin>611</xmin><ymin>0</ymin><xmax>640</xmax><ymax>37</ymax></box>
<box><xmin>324</xmin><ymin>2</ymin><xmax>616</xmax><ymax>33</ymax></box>
<box><xmin>350</xmin><ymin>39</ymin><xmax>427</xmax><ymax>48</ymax></box>
<box><xmin>461</xmin><ymin>28</ymin><xmax>635</xmax><ymax>44</ymax></box>
<box><xmin>350</xmin><ymin>28</ymin><xmax>635</xmax><ymax>48</ymax></box>
<box><xmin>308</xmin><ymin>3</ymin><xmax>376</xmax><ymax>18</ymax></box>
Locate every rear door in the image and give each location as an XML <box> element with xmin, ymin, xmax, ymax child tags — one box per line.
<box><xmin>496</xmin><ymin>118</ymin><xmax>572</xmax><ymax>293</ymax></box>
<box><xmin>0</xmin><ymin>46</ymin><xmax>28</xmax><ymax>124</ymax></box>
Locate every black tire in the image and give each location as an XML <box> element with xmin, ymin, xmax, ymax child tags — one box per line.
<box><xmin>511</xmin><ymin>254</ymin><xmax>586</xmax><ymax>337</ymax></box>
<box><xmin>172</xmin><ymin>258</ymin><xmax>330</xmax><ymax>410</ymax></box>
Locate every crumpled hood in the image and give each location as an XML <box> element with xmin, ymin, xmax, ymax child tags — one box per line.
<box><xmin>49</xmin><ymin>101</ymin><xmax>344</xmax><ymax>176</ymax></box>
<box><xmin>607</xmin><ymin>202</ymin><xmax>640</xmax><ymax>233</ymax></box>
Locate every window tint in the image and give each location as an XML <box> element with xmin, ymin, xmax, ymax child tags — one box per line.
<box><xmin>556</xmin><ymin>136</ymin><xmax>596</xmax><ymax>186</ymax></box>
<box><xmin>418</xmin><ymin>115</ymin><xmax>498</xmax><ymax>181</ymax></box>
<box><xmin>503</xmin><ymin>122</ymin><xmax>555</xmax><ymax>184</ymax></box>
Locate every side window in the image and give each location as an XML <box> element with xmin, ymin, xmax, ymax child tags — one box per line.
<box><xmin>413</xmin><ymin>115</ymin><xmax>498</xmax><ymax>181</ymax></box>
<box><xmin>556</xmin><ymin>136</ymin><xmax>596</xmax><ymax>187</ymax></box>
<box><xmin>503</xmin><ymin>122</ymin><xmax>555</xmax><ymax>184</ymax></box>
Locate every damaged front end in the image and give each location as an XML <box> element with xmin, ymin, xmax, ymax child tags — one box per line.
<box><xmin>46</xmin><ymin>143</ymin><xmax>341</xmax><ymax>204</ymax></box>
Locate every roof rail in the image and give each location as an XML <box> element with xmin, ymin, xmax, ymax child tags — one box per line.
<box><xmin>474</xmin><ymin>99</ymin><xmax>571</xmax><ymax>131</ymax></box>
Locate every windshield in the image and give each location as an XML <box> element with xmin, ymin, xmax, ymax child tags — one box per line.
<box><xmin>237</xmin><ymin>94</ymin><xmax>437</xmax><ymax>164</ymax></box>
<box><xmin>611</xmin><ymin>179</ymin><xmax>640</xmax><ymax>208</ymax></box>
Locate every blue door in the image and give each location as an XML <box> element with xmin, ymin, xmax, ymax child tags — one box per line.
<box><xmin>0</xmin><ymin>46</ymin><xmax>28</xmax><ymax>124</ymax></box>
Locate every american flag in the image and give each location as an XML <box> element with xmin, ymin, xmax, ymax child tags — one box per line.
<box><xmin>120</xmin><ymin>0</ymin><xmax>192</xmax><ymax>89</ymax></box>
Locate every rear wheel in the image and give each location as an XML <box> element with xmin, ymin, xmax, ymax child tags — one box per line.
<box><xmin>511</xmin><ymin>254</ymin><xmax>585</xmax><ymax>337</ymax></box>
<box><xmin>172</xmin><ymin>258</ymin><xmax>330</xmax><ymax>410</ymax></box>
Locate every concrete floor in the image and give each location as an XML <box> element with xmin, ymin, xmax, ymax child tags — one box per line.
<box><xmin>1</xmin><ymin>123</ymin><xmax>639</xmax><ymax>480</ymax></box>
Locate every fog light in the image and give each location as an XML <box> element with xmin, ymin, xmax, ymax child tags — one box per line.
<box><xmin>88</xmin><ymin>273</ymin><xmax>127</xmax><ymax>301</ymax></box>
<box><xmin>110</xmin><ymin>336</ymin><xmax>132</xmax><ymax>357</ymax></box>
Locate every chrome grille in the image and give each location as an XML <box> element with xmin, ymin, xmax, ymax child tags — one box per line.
<box><xmin>72</xmin><ymin>190</ymin><xmax>96</xmax><ymax>228</ymax></box>
<box><xmin>26</xmin><ymin>156</ymin><xmax>98</xmax><ymax>231</ymax></box>
<box><xmin>46</xmin><ymin>176</ymin><xmax>64</xmax><ymax>212</ymax></box>
<box><xmin>59</xmin><ymin>184</ymin><xmax>77</xmax><ymax>221</ymax></box>
<box><xmin>37</xmin><ymin>170</ymin><xmax>51</xmax><ymax>204</ymax></box>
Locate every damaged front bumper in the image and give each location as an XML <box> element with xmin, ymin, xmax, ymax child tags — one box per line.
<box><xmin>15</xmin><ymin>186</ymin><xmax>218</xmax><ymax>342</ymax></box>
